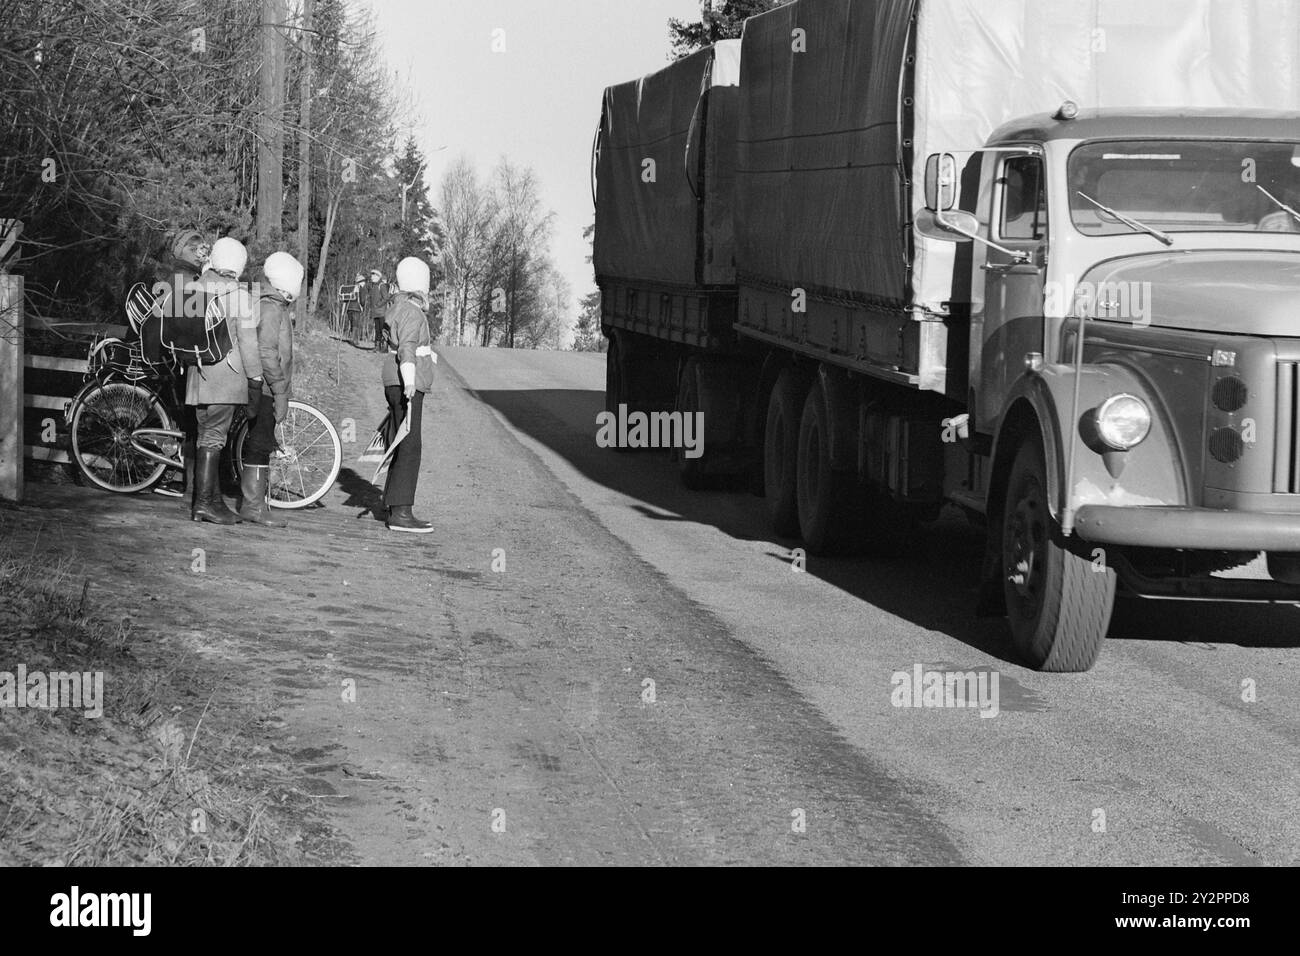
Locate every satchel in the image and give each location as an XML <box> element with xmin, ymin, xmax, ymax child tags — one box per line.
<box><xmin>134</xmin><ymin>282</ymin><xmax>235</xmax><ymax>367</ymax></box>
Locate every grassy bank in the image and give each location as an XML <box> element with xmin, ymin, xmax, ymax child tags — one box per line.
<box><xmin>0</xmin><ymin>325</ymin><xmax>354</xmax><ymax>866</ymax></box>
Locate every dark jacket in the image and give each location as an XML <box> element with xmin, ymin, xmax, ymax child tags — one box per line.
<box><xmin>380</xmin><ymin>294</ymin><xmax>436</xmax><ymax>393</ymax></box>
<box><xmin>255</xmin><ymin>292</ymin><xmax>294</xmax><ymax>399</ymax></box>
<box><xmin>364</xmin><ymin>280</ymin><xmax>389</xmax><ymax>319</ymax></box>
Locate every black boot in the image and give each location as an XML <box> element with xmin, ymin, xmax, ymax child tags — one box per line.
<box><xmin>386</xmin><ymin>505</ymin><xmax>432</xmax><ymax>534</ymax></box>
<box><xmin>192</xmin><ymin>447</ymin><xmax>240</xmax><ymax>525</ymax></box>
<box><xmin>238</xmin><ymin>464</ymin><xmax>286</xmax><ymax>528</ymax></box>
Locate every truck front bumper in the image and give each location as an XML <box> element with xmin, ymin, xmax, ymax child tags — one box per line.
<box><xmin>1074</xmin><ymin>505</ymin><xmax>1300</xmax><ymax>551</ymax></box>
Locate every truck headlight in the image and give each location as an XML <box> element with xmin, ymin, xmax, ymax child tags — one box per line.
<box><xmin>1095</xmin><ymin>394</ymin><xmax>1151</xmax><ymax>450</ymax></box>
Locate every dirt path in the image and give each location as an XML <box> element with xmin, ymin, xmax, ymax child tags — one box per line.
<box><xmin>2</xmin><ymin>342</ymin><xmax>959</xmax><ymax>865</ymax></box>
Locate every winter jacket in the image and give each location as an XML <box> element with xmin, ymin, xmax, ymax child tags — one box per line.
<box><xmin>364</xmin><ymin>280</ymin><xmax>389</xmax><ymax>319</ymax></box>
<box><xmin>184</xmin><ymin>271</ymin><xmax>262</xmax><ymax>406</ymax></box>
<box><xmin>380</xmin><ymin>294</ymin><xmax>436</xmax><ymax>393</ymax></box>
<box><xmin>255</xmin><ymin>292</ymin><xmax>294</xmax><ymax>399</ymax></box>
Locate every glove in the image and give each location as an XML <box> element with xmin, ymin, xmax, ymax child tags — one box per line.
<box><xmin>246</xmin><ymin>378</ymin><xmax>262</xmax><ymax>418</ymax></box>
<box><xmin>400</xmin><ymin>361</ymin><xmax>417</xmax><ymax>400</ymax></box>
<box><xmin>274</xmin><ymin>391</ymin><xmax>289</xmax><ymax>424</ymax></box>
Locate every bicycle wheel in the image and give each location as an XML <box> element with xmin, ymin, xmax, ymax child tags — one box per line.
<box><xmin>233</xmin><ymin>401</ymin><xmax>341</xmax><ymax>509</ymax></box>
<box><xmin>69</xmin><ymin>382</ymin><xmax>174</xmax><ymax>494</ymax></box>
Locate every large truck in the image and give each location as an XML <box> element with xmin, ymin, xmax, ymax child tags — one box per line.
<box><xmin>593</xmin><ymin>0</ymin><xmax>1300</xmax><ymax>672</ymax></box>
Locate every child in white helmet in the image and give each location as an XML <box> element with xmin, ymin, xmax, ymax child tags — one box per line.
<box><xmin>183</xmin><ymin>236</ymin><xmax>262</xmax><ymax>524</ymax></box>
<box><xmin>379</xmin><ymin>256</ymin><xmax>436</xmax><ymax>533</ymax></box>
<box><xmin>238</xmin><ymin>251</ymin><xmax>304</xmax><ymax>528</ymax></box>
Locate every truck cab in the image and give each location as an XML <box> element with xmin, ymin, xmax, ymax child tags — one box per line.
<box><xmin>922</xmin><ymin>109</ymin><xmax>1300</xmax><ymax>668</ymax></box>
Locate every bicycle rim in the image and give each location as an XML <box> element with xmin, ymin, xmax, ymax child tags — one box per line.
<box><xmin>70</xmin><ymin>382</ymin><xmax>172</xmax><ymax>493</ymax></box>
<box><xmin>234</xmin><ymin>401</ymin><xmax>341</xmax><ymax>509</ymax></box>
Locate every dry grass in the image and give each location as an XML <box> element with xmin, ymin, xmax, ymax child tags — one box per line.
<box><xmin>0</xmin><ymin>529</ymin><xmax>312</xmax><ymax>866</ymax></box>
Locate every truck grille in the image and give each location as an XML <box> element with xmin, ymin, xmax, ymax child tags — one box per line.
<box><xmin>1277</xmin><ymin>361</ymin><xmax>1300</xmax><ymax>493</ymax></box>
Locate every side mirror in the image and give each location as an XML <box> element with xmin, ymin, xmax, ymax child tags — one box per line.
<box><xmin>924</xmin><ymin>153</ymin><xmax>959</xmax><ymax>211</ymax></box>
<box><xmin>915</xmin><ymin>208</ymin><xmax>979</xmax><ymax>243</ymax></box>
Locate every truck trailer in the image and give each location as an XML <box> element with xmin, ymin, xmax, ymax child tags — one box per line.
<box><xmin>593</xmin><ymin>0</ymin><xmax>1300</xmax><ymax>671</ymax></box>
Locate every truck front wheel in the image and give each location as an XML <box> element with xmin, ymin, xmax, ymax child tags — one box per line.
<box><xmin>764</xmin><ymin>369</ymin><xmax>804</xmax><ymax>537</ymax></box>
<box><xmin>1002</xmin><ymin>433</ymin><xmax>1115</xmax><ymax>672</ymax></box>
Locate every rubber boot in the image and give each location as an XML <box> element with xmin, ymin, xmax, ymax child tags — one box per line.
<box><xmin>386</xmin><ymin>505</ymin><xmax>433</xmax><ymax>534</ymax></box>
<box><xmin>191</xmin><ymin>447</ymin><xmax>240</xmax><ymax>525</ymax></box>
<box><xmin>238</xmin><ymin>464</ymin><xmax>286</xmax><ymax>528</ymax></box>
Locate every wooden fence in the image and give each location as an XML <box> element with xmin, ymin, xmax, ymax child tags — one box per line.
<box><xmin>0</xmin><ymin>273</ymin><xmax>123</xmax><ymax>502</ymax></box>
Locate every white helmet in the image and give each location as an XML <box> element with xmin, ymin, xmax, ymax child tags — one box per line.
<box><xmin>395</xmin><ymin>257</ymin><xmax>430</xmax><ymax>297</ymax></box>
<box><xmin>263</xmin><ymin>251</ymin><xmax>305</xmax><ymax>302</ymax></box>
<box><xmin>208</xmin><ymin>237</ymin><xmax>248</xmax><ymax>278</ymax></box>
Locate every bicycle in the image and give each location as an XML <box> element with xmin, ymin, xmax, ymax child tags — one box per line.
<box><xmin>65</xmin><ymin>333</ymin><xmax>342</xmax><ymax>509</ymax></box>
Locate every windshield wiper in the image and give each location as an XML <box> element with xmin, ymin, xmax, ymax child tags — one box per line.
<box><xmin>1076</xmin><ymin>191</ymin><xmax>1174</xmax><ymax>246</ymax></box>
<box><xmin>1256</xmin><ymin>185</ymin><xmax>1300</xmax><ymax>226</ymax></box>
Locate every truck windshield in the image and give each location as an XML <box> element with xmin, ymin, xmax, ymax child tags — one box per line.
<box><xmin>1069</xmin><ymin>140</ymin><xmax>1300</xmax><ymax>236</ymax></box>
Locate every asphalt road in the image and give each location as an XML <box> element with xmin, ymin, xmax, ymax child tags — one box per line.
<box><xmin>445</xmin><ymin>345</ymin><xmax>1300</xmax><ymax>866</ymax></box>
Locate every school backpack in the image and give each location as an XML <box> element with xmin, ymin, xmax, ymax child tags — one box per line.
<box><xmin>128</xmin><ymin>280</ymin><xmax>234</xmax><ymax>367</ymax></box>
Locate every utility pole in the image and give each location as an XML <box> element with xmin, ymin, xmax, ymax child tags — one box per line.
<box><xmin>257</xmin><ymin>0</ymin><xmax>286</xmax><ymax>245</ymax></box>
<box><xmin>296</xmin><ymin>0</ymin><xmax>314</xmax><ymax>323</ymax></box>
<box><xmin>400</xmin><ymin>164</ymin><xmax>424</xmax><ymax>224</ymax></box>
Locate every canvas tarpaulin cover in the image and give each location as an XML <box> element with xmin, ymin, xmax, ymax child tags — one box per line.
<box><xmin>592</xmin><ymin>41</ymin><xmax>738</xmax><ymax>286</ymax></box>
<box><xmin>736</xmin><ymin>0</ymin><xmax>1300</xmax><ymax>315</ymax></box>
<box><xmin>594</xmin><ymin>40</ymin><xmax>742</xmax><ymax>287</ymax></box>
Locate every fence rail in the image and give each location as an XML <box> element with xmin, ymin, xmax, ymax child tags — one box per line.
<box><xmin>2</xmin><ymin>273</ymin><xmax>127</xmax><ymax>499</ymax></box>
<box><xmin>23</xmin><ymin>350</ymin><xmax>88</xmax><ymax>466</ymax></box>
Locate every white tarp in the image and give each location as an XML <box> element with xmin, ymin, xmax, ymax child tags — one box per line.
<box><xmin>912</xmin><ymin>0</ymin><xmax>1300</xmax><ymax>311</ymax></box>
<box><xmin>736</xmin><ymin>0</ymin><xmax>1300</xmax><ymax>315</ymax></box>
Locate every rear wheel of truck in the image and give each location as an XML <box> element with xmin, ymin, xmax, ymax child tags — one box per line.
<box><xmin>605</xmin><ymin>335</ymin><xmax>626</xmax><ymax>415</ymax></box>
<box><xmin>675</xmin><ymin>358</ymin><xmax>708</xmax><ymax>490</ymax></box>
<box><xmin>1002</xmin><ymin>433</ymin><xmax>1115</xmax><ymax>672</ymax></box>
<box><xmin>764</xmin><ymin>369</ymin><xmax>804</xmax><ymax>538</ymax></box>
<box><xmin>795</xmin><ymin>380</ymin><xmax>862</xmax><ymax>554</ymax></box>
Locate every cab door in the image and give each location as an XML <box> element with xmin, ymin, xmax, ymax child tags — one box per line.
<box><xmin>977</xmin><ymin>154</ymin><xmax>1049</xmax><ymax>429</ymax></box>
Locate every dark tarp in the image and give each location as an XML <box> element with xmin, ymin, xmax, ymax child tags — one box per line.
<box><xmin>594</xmin><ymin>41</ymin><xmax>741</xmax><ymax>288</ymax></box>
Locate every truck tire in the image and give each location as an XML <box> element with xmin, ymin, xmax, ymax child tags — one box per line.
<box><xmin>676</xmin><ymin>357</ymin><xmax>707</xmax><ymax>490</ymax></box>
<box><xmin>764</xmin><ymin>369</ymin><xmax>804</xmax><ymax>538</ymax></box>
<box><xmin>605</xmin><ymin>335</ymin><xmax>627</xmax><ymax>415</ymax></box>
<box><xmin>796</xmin><ymin>380</ymin><xmax>861</xmax><ymax>554</ymax></box>
<box><xmin>1002</xmin><ymin>433</ymin><xmax>1115</xmax><ymax>672</ymax></box>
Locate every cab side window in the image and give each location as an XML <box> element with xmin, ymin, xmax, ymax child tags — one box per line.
<box><xmin>999</xmin><ymin>157</ymin><xmax>1048</xmax><ymax>241</ymax></box>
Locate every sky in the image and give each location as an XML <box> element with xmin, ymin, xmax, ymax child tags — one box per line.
<box><xmin>371</xmin><ymin>0</ymin><xmax>703</xmax><ymax>336</ymax></box>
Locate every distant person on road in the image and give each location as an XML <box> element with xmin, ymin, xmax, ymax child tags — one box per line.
<box><xmin>345</xmin><ymin>273</ymin><xmax>365</xmax><ymax>343</ymax></box>
<box><xmin>379</xmin><ymin>256</ymin><xmax>436</xmax><ymax>534</ymax></box>
<box><xmin>366</xmin><ymin>268</ymin><xmax>389</xmax><ymax>352</ymax></box>
<box><xmin>184</xmin><ymin>236</ymin><xmax>262</xmax><ymax>525</ymax></box>
<box><xmin>238</xmin><ymin>251</ymin><xmax>303</xmax><ymax>529</ymax></box>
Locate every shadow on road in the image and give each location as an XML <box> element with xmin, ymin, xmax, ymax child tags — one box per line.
<box><xmin>470</xmin><ymin>385</ymin><xmax>1300</xmax><ymax>664</ymax></box>
<box><xmin>336</xmin><ymin>466</ymin><xmax>386</xmax><ymax>521</ymax></box>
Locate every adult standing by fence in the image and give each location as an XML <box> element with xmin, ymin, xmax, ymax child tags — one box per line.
<box><xmin>149</xmin><ymin>228</ymin><xmax>210</xmax><ymax>500</ymax></box>
<box><xmin>379</xmin><ymin>256</ymin><xmax>436</xmax><ymax>534</ymax></box>
<box><xmin>185</xmin><ymin>237</ymin><xmax>261</xmax><ymax>525</ymax></box>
